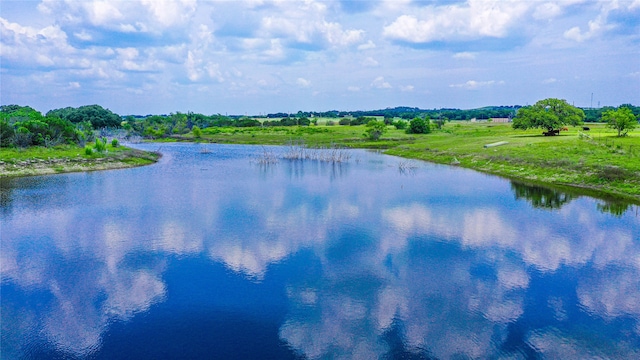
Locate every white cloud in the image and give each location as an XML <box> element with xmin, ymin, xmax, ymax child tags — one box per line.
<box><xmin>533</xmin><ymin>2</ymin><xmax>563</xmax><ymax>20</ymax></box>
<box><xmin>357</xmin><ymin>40</ymin><xmax>376</xmax><ymax>51</ymax></box>
<box><xmin>543</xmin><ymin>78</ymin><xmax>557</xmax><ymax>84</ymax></box>
<box><xmin>257</xmin><ymin>2</ymin><xmax>364</xmax><ymax>50</ymax></box>
<box><xmin>296</xmin><ymin>77</ymin><xmax>311</xmax><ymax>88</ymax></box>
<box><xmin>453</xmin><ymin>52</ymin><xmax>477</xmax><ymax>60</ymax></box>
<box><xmin>347</xmin><ymin>86</ymin><xmax>361</xmax><ymax>92</ymax></box>
<box><xmin>383</xmin><ymin>1</ymin><xmax>530</xmax><ymax>43</ymax></box>
<box><xmin>450</xmin><ymin>80</ymin><xmax>505</xmax><ymax>90</ymax></box>
<box><xmin>371</xmin><ymin>76</ymin><xmax>391</xmax><ymax>89</ymax></box>
<box><xmin>362</xmin><ymin>57</ymin><xmax>379</xmax><ymax>67</ymax></box>
<box><xmin>37</xmin><ymin>0</ymin><xmax>197</xmax><ymax>34</ymax></box>
<box><xmin>400</xmin><ymin>85</ymin><xmax>414</xmax><ymax>92</ymax></box>
<box><xmin>73</xmin><ymin>30</ymin><xmax>92</xmax><ymax>41</ymax></box>
<box><xmin>0</xmin><ymin>18</ymin><xmax>74</xmax><ymax>68</ymax></box>
<box><xmin>563</xmin><ymin>1</ymin><xmax>621</xmax><ymax>42</ymax></box>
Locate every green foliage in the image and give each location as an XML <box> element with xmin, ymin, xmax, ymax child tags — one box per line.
<box><xmin>350</xmin><ymin>116</ymin><xmax>374</xmax><ymax>126</ymax></box>
<box><xmin>339</xmin><ymin>118</ymin><xmax>351</xmax><ymax>125</ymax></box>
<box><xmin>0</xmin><ymin>119</ymin><xmax>15</xmax><ymax>147</ymax></box>
<box><xmin>364</xmin><ymin>120</ymin><xmax>388</xmax><ymax>140</ymax></box>
<box><xmin>0</xmin><ymin>105</ymin><xmax>81</xmax><ymax>147</ymax></box>
<box><xmin>392</xmin><ymin>120</ymin><xmax>408</xmax><ymax>130</ymax></box>
<box><xmin>47</xmin><ymin>105</ymin><xmax>121</xmax><ymax>128</ymax></box>
<box><xmin>93</xmin><ymin>137</ymin><xmax>108</xmax><ymax>153</ymax></box>
<box><xmin>603</xmin><ymin>107</ymin><xmax>637</xmax><ymax>137</ymax></box>
<box><xmin>512</xmin><ymin>98</ymin><xmax>584</xmax><ymax>133</ymax></box>
<box><xmin>192</xmin><ymin>125</ymin><xmax>202</xmax><ymax>138</ymax></box>
<box><xmin>111</xmin><ymin>138</ymin><xmax>119</xmax><ymax>147</ymax></box>
<box><xmin>433</xmin><ymin>117</ymin><xmax>448</xmax><ymax>129</ymax></box>
<box><xmin>85</xmin><ymin>145</ymin><xmax>94</xmax><ymax>155</ymax></box>
<box><xmin>406</xmin><ymin>117</ymin><xmax>431</xmax><ymax>134</ymax></box>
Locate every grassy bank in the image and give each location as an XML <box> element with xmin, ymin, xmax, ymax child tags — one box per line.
<box><xmin>0</xmin><ymin>143</ymin><xmax>160</xmax><ymax>177</ymax></box>
<box><xmin>3</xmin><ymin>122</ymin><xmax>638</xmax><ymax>202</ymax></box>
<box><xmin>177</xmin><ymin>121</ymin><xmax>640</xmax><ymax>201</ymax></box>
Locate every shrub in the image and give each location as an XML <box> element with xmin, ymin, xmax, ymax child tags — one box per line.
<box><xmin>406</xmin><ymin>117</ymin><xmax>431</xmax><ymax>134</ymax></box>
<box><xmin>85</xmin><ymin>146</ymin><xmax>93</xmax><ymax>155</ymax></box>
<box><xmin>94</xmin><ymin>137</ymin><xmax>107</xmax><ymax>152</ymax></box>
<box><xmin>339</xmin><ymin>118</ymin><xmax>351</xmax><ymax>125</ymax></box>
<box><xmin>393</xmin><ymin>120</ymin><xmax>408</xmax><ymax>130</ymax></box>
<box><xmin>111</xmin><ymin>138</ymin><xmax>119</xmax><ymax>147</ymax></box>
<box><xmin>364</xmin><ymin>120</ymin><xmax>387</xmax><ymax>140</ymax></box>
<box><xmin>192</xmin><ymin>125</ymin><xmax>202</xmax><ymax>138</ymax></box>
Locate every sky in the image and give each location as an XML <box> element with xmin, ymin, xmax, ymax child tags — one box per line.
<box><xmin>1</xmin><ymin>0</ymin><xmax>639</xmax><ymax>115</ymax></box>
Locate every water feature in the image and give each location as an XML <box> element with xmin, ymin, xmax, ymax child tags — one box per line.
<box><xmin>2</xmin><ymin>143</ymin><xmax>639</xmax><ymax>359</ymax></box>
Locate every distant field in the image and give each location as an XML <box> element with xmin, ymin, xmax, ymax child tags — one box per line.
<box><xmin>181</xmin><ymin>121</ymin><xmax>640</xmax><ymax>201</ymax></box>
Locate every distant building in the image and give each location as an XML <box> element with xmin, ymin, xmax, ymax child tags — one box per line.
<box><xmin>490</xmin><ymin>117</ymin><xmax>511</xmax><ymax>123</ymax></box>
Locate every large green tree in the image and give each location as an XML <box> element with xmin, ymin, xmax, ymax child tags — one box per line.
<box><xmin>512</xmin><ymin>98</ymin><xmax>584</xmax><ymax>135</ymax></box>
<box><xmin>602</xmin><ymin>107</ymin><xmax>637</xmax><ymax>137</ymax></box>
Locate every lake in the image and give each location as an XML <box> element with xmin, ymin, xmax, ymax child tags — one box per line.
<box><xmin>1</xmin><ymin>143</ymin><xmax>639</xmax><ymax>359</ymax></box>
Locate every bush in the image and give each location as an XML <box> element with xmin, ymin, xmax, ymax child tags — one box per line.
<box><xmin>339</xmin><ymin>118</ymin><xmax>351</xmax><ymax>125</ymax></box>
<box><xmin>364</xmin><ymin>120</ymin><xmax>387</xmax><ymax>140</ymax></box>
<box><xmin>393</xmin><ymin>120</ymin><xmax>408</xmax><ymax>130</ymax></box>
<box><xmin>85</xmin><ymin>146</ymin><xmax>93</xmax><ymax>155</ymax></box>
<box><xmin>94</xmin><ymin>137</ymin><xmax>107</xmax><ymax>152</ymax></box>
<box><xmin>111</xmin><ymin>138</ymin><xmax>119</xmax><ymax>147</ymax></box>
<box><xmin>406</xmin><ymin>117</ymin><xmax>431</xmax><ymax>134</ymax></box>
<box><xmin>192</xmin><ymin>125</ymin><xmax>202</xmax><ymax>138</ymax></box>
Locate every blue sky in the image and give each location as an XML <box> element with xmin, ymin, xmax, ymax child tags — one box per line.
<box><xmin>1</xmin><ymin>0</ymin><xmax>639</xmax><ymax>115</ymax></box>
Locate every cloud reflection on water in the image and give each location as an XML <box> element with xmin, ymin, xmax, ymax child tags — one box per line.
<box><xmin>1</xmin><ymin>144</ymin><xmax>639</xmax><ymax>358</ymax></box>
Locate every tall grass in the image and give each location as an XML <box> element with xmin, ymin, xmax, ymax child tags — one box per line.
<box><xmin>282</xmin><ymin>140</ymin><xmax>351</xmax><ymax>163</ymax></box>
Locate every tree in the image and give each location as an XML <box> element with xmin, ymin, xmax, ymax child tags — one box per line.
<box><xmin>406</xmin><ymin>116</ymin><xmax>431</xmax><ymax>134</ymax></box>
<box><xmin>192</xmin><ymin>125</ymin><xmax>202</xmax><ymax>138</ymax></box>
<box><xmin>603</xmin><ymin>107</ymin><xmax>637</xmax><ymax>137</ymax></box>
<box><xmin>363</xmin><ymin>120</ymin><xmax>387</xmax><ymax>140</ymax></box>
<box><xmin>512</xmin><ymin>98</ymin><xmax>584</xmax><ymax>135</ymax></box>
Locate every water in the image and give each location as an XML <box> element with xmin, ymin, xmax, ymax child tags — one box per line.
<box><xmin>1</xmin><ymin>143</ymin><xmax>639</xmax><ymax>359</ymax></box>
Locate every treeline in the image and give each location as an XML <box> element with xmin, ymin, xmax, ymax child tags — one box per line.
<box><xmin>3</xmin><ymin>102</ymin><xmax>639</xmax><ymax>148</ymax></box>
<box><xmin>268</xmin><ymin>104</ymin><xmax>640</xmax><ymax>123</ymax></box>
<box><xmin>583</xmin><ymin>104</ymin><xmax>640</xmax><ymax>122</ymax></box>
<box><xmin>265</xmin><ymin>106</ymin><xmax>522</xmax><ymax>121</ymax></box>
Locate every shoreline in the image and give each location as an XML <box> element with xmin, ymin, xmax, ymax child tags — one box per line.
<box><xmin>0</xmin><ymin>148</ymin><xmax>160</xmax><ymax>178</ymax></box>
<box><xmin>2</xmin><ymin>138</ymin><xmax>638</xmax><ymax>204</ymax></box>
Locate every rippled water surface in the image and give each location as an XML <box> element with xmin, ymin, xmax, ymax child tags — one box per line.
<box><xmin>2</xmin><ymin>143</ymin><xmax>639</xmax><ymax>359</ymax></box>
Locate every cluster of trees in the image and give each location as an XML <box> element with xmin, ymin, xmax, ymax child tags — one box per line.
<box><xmin>512</xmin><ymin>98</ymin><xmax>638</xmax><ymax>137</ymax></box>
<box><xmin>1</xmin><ymin>105</ymin><xmax>97</xmax><ymax>148</ymax></box>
